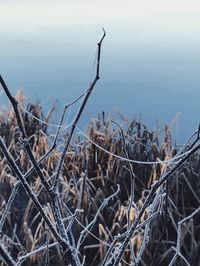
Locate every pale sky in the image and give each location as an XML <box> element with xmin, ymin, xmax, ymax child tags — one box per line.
<box><xmin>1</xmin><ymin>0</ymin><xmax>200</xmax><ymax>142</ymax></box>
<box><xmin>0</xmin><ymin>0</ymin><xmax>200</xmax><ymax>33</ymax></box>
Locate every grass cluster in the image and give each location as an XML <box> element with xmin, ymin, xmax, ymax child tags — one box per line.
<box><xmin>0</xmin><ymin>93</ymin><xmax>200</xmax><ymax>265</ymax></box>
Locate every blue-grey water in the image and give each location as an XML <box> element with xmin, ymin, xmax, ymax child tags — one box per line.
<box><xmin>1</xmin><ymin>1</ymin><xmax>200</xmax><ymax>143</ymax></box>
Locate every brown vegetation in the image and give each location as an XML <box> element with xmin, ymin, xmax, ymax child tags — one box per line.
<box><xmin>0</xmin><ymin>95</ymin><xmax>200</xmax><ymax>265</ymax></box>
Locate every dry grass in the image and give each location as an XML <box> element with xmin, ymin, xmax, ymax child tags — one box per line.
<box><xmin>0</xmin><ymin>95</ymin><xmax>200</xmax><ymax>265</ymax></box>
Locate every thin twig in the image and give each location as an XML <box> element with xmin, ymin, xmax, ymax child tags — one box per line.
<box><xmin>76</xmin><ymin>185</ymin><xmax>120</xmax><ymax>255</ymax></box>
<box><xmin>0</xmin><ymin>75</ymin><xmax>51</xmax><ymax>194</ymax></box>
<box><xmin>0</xmin><ymin>242</ymin><xmax>16</xmax><ymax>266</ymax></box>
<box><xmin>0</xmin><ymin>137</ymin><xmax>72</xmax><ymax>260</ymax></box>
<box><xmin>0</xmin><ymin>103</ymin><xmax>69</xmax><ymax>233</ymax></box>
<box><xmin>52</xmin><ymin>28</ymin><xmax>106</xmax><ymax>192</ymax></box>
<box><xmin>77</xmin><ymin>127</ymin><xmax>195</xmax><ymax>165</ymax></box>
<box><xmin>111</xmin><ymin>120</ymin><xmax>136</xmax><ymax>263</ymax></box>
<box><xmin>110</xmin><ymin>137</ymin><xmax>200</xmax><ymax>265</ymax></box>
<box><xmin>168</xmin><ymin>206</ymin><xmax>200</xmax><ymax>266</ymax></box>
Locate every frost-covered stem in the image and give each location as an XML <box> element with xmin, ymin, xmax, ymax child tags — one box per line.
<box><xmin>0</xmin><ymin>242</ymin><xmax>16</xmax><ymax>266</ymax></box>
<box><xmin>17</xmin><ymin>242</ymin><xmax>58</xmax><ymax>264</ymax></box>
<box><xmin>112</xmin><ymin>120</ymin><xmax>136</xmax><ymax>218</ymax></box>
<box><xmin>0</xmin><ymin>137</ymin><xmax>74</xmax><ymax>261</ymax></box>
<box><xmin>177</xmin><ymin>206</ymin><xmax>200</xmax><ymax>252</ymax></box>
<box><xmin>168</xmin><ymin>206</ymin><xmax>200</xmax><ymax>266</ymax></box>
<box><xmin>52</xmin><ymin>28</ymin><xmax>106</xmax><ymax>192</ymax></box>
<box><xmin>50</xmin><ymin>30</ymin><xmax>106</xmax><ymax>264</ymax></box>
<box><xmin>111</xmin><ymin>140</ymin><xmax>200</xmax><ymax>266</ymax></box>
<box><xmin>112</xmin><ymin>120</ymin><xmax>136</xmax><ymax>263</ymax></box>
<box><xmin>81</xmin><ymin>255</ymin><xmax>86</xmax><ymax>266</ymax></box>
<box><xmin>135</xmin><ymin>188</ymin><xmax>164</xmax><ymax>264</ymax></box>
<box><xmin>65</xmin><ymin>209</ymin><xmax>83</xmax><ymax>234</ymax></box>
<box><xmin>51</xmin><ymin>93</ymin><xmax>85</xmax><ymax>149</ymax></box>
<box><xmin>44</xmin><ymin>229</ymin><xmax>50</xmax><ymax>266</ymax></box>
<box><xmin>102</xmin><ymin>237</ymin><xmax>118</xmax><ymax>266</ymax></box>
<box><xmin>48</xmin><ymin>195</ymin><xmax>81</xmax><ymax>266</ymax></box>
<box><xmin>0</xmin><ymin>77</ymin><xmax>81</xmax><ymax>264</ymax></box>
<box><xmin>0</xmin><ymin>147</ymin><xmax>55</xmax><ymax>233</ymax></box>
<box><xmin>0</xmin><ymin>74</ymin><xmax>51</xmax><ymax>194</ymax></box>
<box><xmin>76</xmin><ymin>185</ymin><xmax>120</xmax><ymax>255</ymax></box>
<box><xmin>0</xmin><ymin>182</ymin><xmax>19</xmax><ymax>233</ymax></box>
<box><xmin>169</xmin><ymin>247</ymin><xmax>190</xmax><ymax>266</ymax></box>
<box><xmin>0</xmin><ymin>102</ymin><xmax>70</xmax><ymax>234</ymax></box>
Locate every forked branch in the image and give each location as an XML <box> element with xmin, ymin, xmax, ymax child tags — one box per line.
<box><xmin>111</xmin><ymin>133</ymin><xmax>200</xmax><ymax>266</ymax></box>
<box><xmin>52</xmin><ymin>28</ymin><xmax>106</xmax><ymax>191</ymax></box>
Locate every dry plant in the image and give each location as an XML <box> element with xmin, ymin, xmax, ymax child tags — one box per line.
<box><xmin>0</xmin><ymin>29</ymin><xmax>200</xmax><ymax>266</ymax></box>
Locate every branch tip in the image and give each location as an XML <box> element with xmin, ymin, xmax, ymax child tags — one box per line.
<box><xmin>197</xmin><ymin>123</ymin><xmax>200</xmax><ymax>140</ymax></box>
<box><xmin>98</xmin><ymin>27</ymin><xmax>106</xmax><ymax>45</ymax></box>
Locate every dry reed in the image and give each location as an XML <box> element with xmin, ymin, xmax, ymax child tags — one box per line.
<box><xmin>0</xmin><ymin>95</ymin><xmax>199</xmax><ymax>266</ymax></box>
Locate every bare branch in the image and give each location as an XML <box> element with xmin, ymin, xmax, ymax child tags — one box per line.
<box><xmin>168</xmin><ymin>206</ymin><xmax>200</xmax><ymax>266</ymax></box>
<box><xmin>0</xmin><ymin>75</ymin><xmax>52</xmax><ymax>194</ymax></box>
<box><xmin>76</xmin><ymin>185</ymin><xmax>120</xmax><ymax>255</ymax></box>
<box><xmin>0</xmin><ymin>242</ymin><xmax>16</xmax><ymax>266</ymax></box>
<box><xmin>0</xmin><ymin>137</ymin><xmax>76</xmax><ymax>263</ymax></box>
<box><xmin>52</xmin><ymin>28</ymin><xmax>106</xmax><ymax>192</ymax></box>
<box><xmin>111</xmin><ymin>139</ymin><xmax>200</xmax><ymax>266</ymax></box>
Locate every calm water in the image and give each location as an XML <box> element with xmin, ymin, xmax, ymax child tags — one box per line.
<box><xmin>1</xmin><ymin>0</ymin><xmax>200</xmax><ymax>143</ymax></box>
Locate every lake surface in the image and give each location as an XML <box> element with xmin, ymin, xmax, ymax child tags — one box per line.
<box><xmin>1</xmin><ymin>0</ymin><xmax>200</xmax><ymax>143</ymax></box>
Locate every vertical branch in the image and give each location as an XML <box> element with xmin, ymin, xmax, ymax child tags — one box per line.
<box><xmin>0</xmin><ymin>75</ymin><xmax>51</xmax><ymax>194</ymax></box>
<box><xmin>0</xmin><ymin>31</ymin><xmax>104</xmax><ymax>265</ymax></box>
<box><xmin>50</xmin><ymin>29</ymin><xmax>105</xmax><ymax>265</ymax></box>
<box><xmin>135</xmin><ymin>188</ymin><xmax>164</xmax><ymax>264</ymax></box>
<box><xmin>0</xmin><ymin>138</ymin><xmax>64</xmax><ymax>247</ymax></box>
<box><xmin>79</xmin><ymin>145</ymin><xmax>88</xmax><ymax>211</ymax></box>
<box><xmin>0</xmin><ymin>28</ymin><xmax>107</xmax><ymax>265</ymax></box>
<box><xmin>52</xmin><ymin>28</ymin><xmax>106</xmax><ymax>192</ymax></box>
<box><xmin>0</xmin><ymin>101</ymin><xmax>73</xmax><ymax>233</ymax></box>
<box><xmin>0</xmin><ymin>184</ymin><xmax>19</xmax><ymax>233</ymax></box>
<box><xmin>0</xmin><ymin>136</ymin><xmax>80</xmax><ymax>266</ymax></box>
